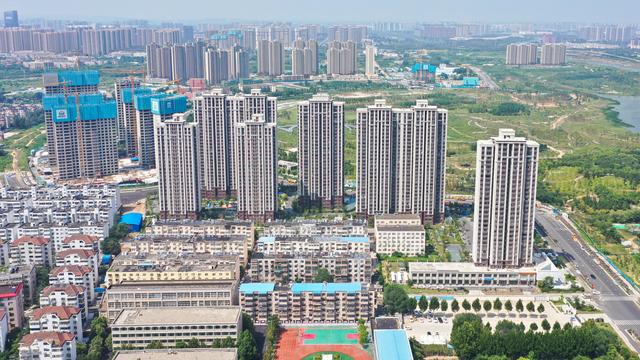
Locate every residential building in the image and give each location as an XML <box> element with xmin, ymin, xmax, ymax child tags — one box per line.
<box><xmin>327</xmin><ymin>41</ymin><xmax>357</xmax><ymax>75</ymax></box>
<box><xmin>298</xmin><ymin>94</ymin><xmax>344</xmax><ymax>208</ymax></box>
<box><xmin>9</xmin><ymin>236</ymin><xmax>53</xmax><ymax>267</ymax></box>
<box><xmin>114</xmin><ymin>78</ymin><xmax>143</xmax><ymax>149</ymax></box>
<box><xmin>61</xmin><ymin>235</ymin><xmax>98</xmax><ymax>253</ymax></box>
<box><xmin>112</xmin><ymin>349</ymin><xmax>238</xmax><ymax>360</ymax></box>
<box><xmin>257</xmin><ymin>40</ymin><xmax>283</xmax><ymax>77</ymax></box>
<box><xmin>540</xmin><ymin>44</ymin><xmax>567</xmax><ymax>65</ymax></box>
<box><xmin>365</xmin><ymin>44</ymin><xmax>376</xmax><ymax>76</ymax></box>
<box><xmin>291</xmin><ymin>39</ymin><xmax>318</xmax><ymax>76</ymax></box>
<box><xmin>40</xmin><ymin>285</ymin><xmax>88</xmax><ymax>320</ymax></box>
<box><xmin>505</xmin><ymin>44</ymin><xmax>538</xmax><ymax>65</ymax></box>
<box><xmin>262</xmin><ymin>220</ymin><xmax>367</xmax><ymax>237</ymax></box>
<box><xmin>403</xmin><ymin>262</ymin><xmax>537</xmax><ymax>288</ymax></box>
<box><xmin>55</xmin><ymin>249</ymin><xmax>99</xmax><ymax>281</ymax></box>
<box><xmin>146</xmin><ymin>220</ymin><xmax>254</xmax><ymax>246</ymax></box>
<box><xmin>118</xmin><ymin>86</ymin><xmax>152</xmax><ymax>157</ymax></box>
<box><xmin>473</xmin><ymin>129</ymin><xmax>539</xmax><ymax>268</ymax></box>
<box><xmin>239</xmin><ymin>282</ymin><xmax>377</xmax><ymax>324</ymax></box>
<box><xmin>18</xmin><ymin>332</ymin><xmax>76</xmax><ymax>360</ymax></box>
<box><xmin>327</xmin><ymin>26</ymin><xmax>368</xmax><ymax>42</ymax></box>
<box><xmin>104</xmin><ymin>280</ymin><xmax>238</xmax><ymax>322</ymax></box>
<box><xmin>374</xmin><ymin>214</ymin><xmax>426</xmax><ymax>257</ymax></box>
<box><xmin>0</xmin><ymin>310</ymin><xmax>7</xmax><ymax>352</ymax></box>
<box><xmin>3</xmin><ymin>11</ymin><xmax>18</xmax><ymax>28</ymax></box>
<box><xmin>0</xmin><ymin>283</ymin><xmax>24</xmax><ymax>329</ymax></box>
<box><xmin>249</xmin><ymin>253</ymin><xmax>372</xmax><ymax>283</ymax></box>
<box><xmin>49</xmin><ymin>265</ymin><xmax>96</xmax><ymax>304</ymax></box>
<box><xmin>204</xmin><ymin>48</ymin><xmax>229</xmax><ymax>85</ymax></box>
<box><xmin>155</xmin><ymin>112</ymin><xmax>200</xmax><ymax>220</ymax></box>
<box><xmin>0</xmin><ymin>266</ymin><xmax>36</xmax><ymax>302</ymax></box>
<box><xmin>356</xmin><ymin>99</ymin><xmax>448</xmax><ymax>223</ymax></box>
<box><xmin>106</xmin><ymin>254</ymin><xmax>239</xmax><ymax>284</ymax></box>
<box><xmin>111</xmin><ymin>307</ymin><xmax>241</xmax><ymax>349</ymax></box>
<box><xmin>235</xmin><ymin>115</ymin><xmax>277</xmax><ymax>221</ymax></box>
<box><xmin>256</xmin><ymin>234</ymin><xmax>370</xmax><ymax>255</ymax></box>
<box><xmin>29</xmin><ymin>306</ymin><xmax>84</xmax><ymax>343</ymax></box>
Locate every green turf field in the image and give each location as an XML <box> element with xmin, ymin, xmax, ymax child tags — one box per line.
<box><xmin>303</xmin><ymin>328</ymin><xmax>359</xmax><ymax>345</ymax></box>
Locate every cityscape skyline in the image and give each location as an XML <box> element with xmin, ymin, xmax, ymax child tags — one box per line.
<box><xmin>3</xmin><ymin>0</ymin><xmax>639</xmax><ymax>24</ymax></box>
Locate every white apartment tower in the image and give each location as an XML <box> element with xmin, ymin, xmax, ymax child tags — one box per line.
<box><xmin>327</xmin><ymin>41</ymin><xmax>357</xmax><ymax>75</ymax></box>
<box><xmin>356</xmin><ymin>99</ymin><xmax>447</xmax><ymax>224</ymax></box>
<box><xmin>505</xmin><ymin>44</ymin><xmax>538</xmax><ymax>65</ymax></box>
<box><xmin>540</xmin><ymin>44</ymin><xmax>567</xmax><ymax>65</ymax></box>
<box><xmin>154</xmin><ymin>113</ymin><xmax>200</xmax><ymax>220</ymax></box>
<box><xmin>298</xmin><ymin>94</ymin><xmax>344</xmax><ymax>208</ymax></box>
<box><xmin>472</xmin><ymin>129</ymin><xmax>539</xmax><ymax>268</ymax></box>
<box><xmin>235</xmin><ymin>114</ymin><xmax>277</xmax><ymax>221</ymax></box>
<box><xmin>365</xmin><ymin>44</ymin><xmax>376</xmax><ymax>77</ymax></box>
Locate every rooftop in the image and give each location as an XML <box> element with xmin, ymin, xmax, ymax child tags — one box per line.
<box><xmin>109</xmin><ymin>254</ymin><xmax>238</xmax><ymax>274</ymax></box>
<box><xmin>239</xmin><ymin>283</ymin><xmax>275</xmax><ymax>294</ymax></box>
<box><xmin>375</xmin><ymin>224</ymin><xmax>426</xmax><ymax>232</ymax></box>
<box><xmin>113</xmin><ymin>349</ymin><xmax>237</xmax><ymax>360</ymax></box>
<box><xmin>41</xmin><ymin>284</ymin><xmax>85</xmax><ymax>296</ymax></box>
<box><xmin>113</xmin><ymin>307</ymin><xmax>241</xmax><ymax>326</ymax></box>
<box><xmin>109</xmin><ymin>280</ymin><xmax>237</xmax><ymax>292</ymax></box>
<box><xmin>291</xmin><ymin>282</ymin><xmax>362</xmax><ymax>294</ymax></box>
<box><xmin>12</xmin><ymin>235</ymin><xmax>49</xmax><ymax>246</ymax></box>
<box><xmin>31</xmin><ymin>306</ymin><xmax>81</xmax><ymax>320</ymax></box>
<box><xmin>408</xmin><ymin>262</ymin><xmax>537</xmax><ymax>273</ymax></box>
<box><xmin>20</xmin><ymin>331</ymin><xmax>75</xmax><ymax>347</ymax></box>
<box><xmin>374</xmin><ymin>330</ymin><xmax>413</xmax><ymax>360</ymax></box>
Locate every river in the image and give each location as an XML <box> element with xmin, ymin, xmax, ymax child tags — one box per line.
<box><xmin>601</xmin><ymin>95</ymin><xmax>640</xmax><ymax>133</ymax></box>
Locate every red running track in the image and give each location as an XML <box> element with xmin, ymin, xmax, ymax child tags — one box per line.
<box><xmin>276</xmin><ymin>329</ymin><xmax>372</xmax><ymax>360</ymax></box>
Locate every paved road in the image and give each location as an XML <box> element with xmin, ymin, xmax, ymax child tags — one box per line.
<box><xmin>120</xmin><ymin>187</ymin><xmax>156</xmax><ymax>206</ymax></box>
<box><xmin>468</xmin><ymin>66</ymin><xmax>499</xmax><ymax>90</ymax></box>
<box><xmin>536</xmin><ymin>209</ymin><xmax>640</xmax><ymax>352</ymax></box>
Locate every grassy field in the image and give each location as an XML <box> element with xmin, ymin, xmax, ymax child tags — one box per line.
<box><xmin>0</xmin><ymin>125</ymin><xmax>46</xmax><ymax>172</ymax></box>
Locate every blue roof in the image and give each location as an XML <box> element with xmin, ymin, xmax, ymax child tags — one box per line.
<box><xmin>52</xmin><ymin>101</ymin><xmax>117</xmax><ymax>123</ymax></box>
<box><xmin>43</xmin><ymin>93</ymin><xmax>103</xmax><ymax>111</ymax></box>
<box><xmin>291</xmin><ymin>282</ymin><xmax>361</xmax><ymax>294</ymax></box>
<box><xmin>411</xmin><ymin>63</ymin><xmax>437</xmax><ymax>74</ymax></box>
<box><xmin>258</xmin><ymin>236</ymin><xmax>275</xmax><ymax>244</ymax></box>
<box><xmin>51</xmin><ymin>70</ymin><xmax>100</xmax><ymax>87</ymax></box>
<box><xmin>374</xmin><ymin>330</ymin><xmax>414</xmax><ymax>360</ymax></box>
<box><xmin>239</xmin><ymin>283</ymin><xmax>275</xmax><ymax>294</ymax></box>
<box><xmin>121</xmin><ymin>87</ymin><xmax>153</xmax><ymax>104</ymax></box>
<box><xmin>341</xmin><ymin>236</ymin><xmax>369</xmax><ymax>243</ymax></box>
<box><xmin>463</xmin><ymin>77</ymin><xmax>480</xmax><ymax>86</ymax></box>
<box><xmin>120</xmin><ymin>212</ymin><xmax>143</xmax><ymax>226</ymax></box>
<box><xmin>134</xmin><ymin>93</ymin><xmax>169</xmax><ymax>111</ymax></box>
<box><xmin>150</xmin><ymin>95</ymin><xmax>187</xmax><ymax>115</ymax></box>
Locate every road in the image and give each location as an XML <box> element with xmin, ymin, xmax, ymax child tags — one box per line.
<box><xmin>536</xmin><ymin>209</ymin><xmax>640</xmax><ymax>352</ymax></box>
<box><xmin>119</xmin><ymin>186</ymin><xmax>157</xmax><ymax>206</ymax></box>
<box><xmin>468</xmin><ymin>65</ymin><xmax>499</xmax><ymax>90</ymax></box>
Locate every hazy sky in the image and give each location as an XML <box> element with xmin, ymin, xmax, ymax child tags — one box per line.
<box><xmin>3</xmin><ymin>0</ymin><xmax>639</xmax><ymax>24</ymax></box>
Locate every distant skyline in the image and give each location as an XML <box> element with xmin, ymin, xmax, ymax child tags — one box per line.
<box><xmin>3</xmin><ymin>0</ymin><xmax>639</xmax><ymax>24</ymax></box>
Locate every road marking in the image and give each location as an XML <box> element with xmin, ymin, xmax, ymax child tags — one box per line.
<box><xmin>600</xmin><ymin>296</ymin><xmax>639</xmax><ymax>302</ymax></box>
<box><xmin>613</xmin><ymin>320</ymin><xmax>640</xmax><ymax>326</ymax></box>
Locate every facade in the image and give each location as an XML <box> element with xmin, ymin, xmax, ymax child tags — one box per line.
<box><xmin>0</xmin><ymin>283</ymin><xmax>24</xmax><ymax>329</ymax></box>
<box><xmin>473</xmin><ymin>129</ymin><xmax>539</xmax><ymax>268</ymax></box>
<box><xmin>262</xmin><ymin>220</ymin><xmax>367</xmax><ymax>237</ymax></box>
<box><xmin>356</xmin><ymin>99</ymin><xmax>448</xmax><ymax>223</ymax></box>
<box><xmin>154</xmin><ymin>112</ymin><xmax>200</xmax><ymax>220</ymax></box>
<box><xmin>55</xmin><ymin>249</ymin><xmax>99</xmax><ymax>281</ymax></box>
<box><xmin>61</xmin><ymin>235</ymin><xmax>99</xmax><ymax>253</ymax></box>
<box><xmin>235</xmin><ymin>115</ymin><xmax>277</xmax><ymax>221</ymax></box>
<box><xmin>106</xmin><ymin>254</ymin><xmax>239</xmax><ymax>284</ymax></box>
<box><xmin>374</xmin><ymin>214</ymin><xmax>426</xmax><ymax>257</ymax></box>
<box><xmin>257</xmin><ymin>40</ymin><xmax>283</xmax><ymax>77</ymax></box>
<box><xmin>9</xmin><ymin>236</ymin><xmax>53</xmax><ymax>267</ymax></box>
<box><xmin>0</xmin><ymin>311</ymin><xmax>7</xmax><ymax>352</ymax></box>
<box><xmin>111</xmin><ymin>307</ymin><xmax>241</xmax><ymax>349</ymax></box>
<box><xmin>505</xmin><ymin>44</ymin><xmax>538</xmax><ymax>65</ymax></box>
<box><xmin>29</xmin><ymin>306</ymin><xmax>84</xmax><ymax>343</ymax></box>
<box><xmin>298</xmin><ymin>94</ymin><xmax>344</xmax><ymax>208</ymax></box>
<box><xmin>540</xmin><ymin>44</ymin><xmax>567</xmax><ymax>65</ymax></box>
<box><xmin>118</xmin><ymin>86</ymin><xmax>152</xmax><ymax>157</ymax></box>
<box><xmin>0</xmin><ymin>265</ymin><xmax>36</xmax><ymax>302</ymax></box>
<box><xmin>291</xmin><ymin>39</ymin><xmax>318</xmax><ymax>76</ymax></box>
<box><xmin>146</xmin><ymin>220</ymin><xmax>254</xmax><ymax>245</ymax></box>
<box><xmin>239</xmin><ymin>282</ymin><xmax>377</xmax><ymax>324</ymax></box>
<box><xmin>114</xmin><ymin>78</ymin><xmax>142</xmax><ymax>151</ymax></box>
<box><xmin>49</xmin><ymin>265</ymin><xmax>96</xmax><ymax>304</ymax></box>
<box><xmin>104</xmin><ymin>280</ymin><xmax>238</xmax><ymax>322</ymax></box>
<box><xmin>405</xmin><ymin>262</ymin><xmax>537</xmax><ymax>288</ymax></box>
<box><xmin>18</xmin><ymin>332</ymin><xmax>76</xmax><ymax>360</ymax></box>
<box><xmin>249</xmin><ymin>253</ymin><xmax>372</xmax><ymax>283</ymax></box>
<box><xmin>40</xmin><ymin>285</ymin><xmax>88</xmax><ymax>320</ymax></box>
<box><xmin>326</xmin><ymin>41</ymin><xmax>357</xmax><ymax>75</ymax></box>
<box><xmin>112</xmin><ymin>349</ymin><xmax>238</xmax><ymax>360</ymax></box>
<box><xmin>256</xmin><ymin>235</ymin><xmax>370</xmax><ymax>255</ymax></box>
<box><xmin>365</xmin><ymin>44</ymin><xmax>376</xmax><ymax>76</ymax></box>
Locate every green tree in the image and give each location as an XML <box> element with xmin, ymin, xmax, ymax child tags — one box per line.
<box><xmin>418</xmin><ymin>295</ymin><xmax>428</xmax><ymax>312</ymax></box>
<box><xmin>530</xmin><ymin>323</ymin><xmax>538</xmax><ymax>331</ymax></box>
<box><xmin>493</xmin><ymin>298</ymin><xmax>503</xmax><ymax>311</ymax></box>
<box><xmin>537</xmin><ymin>303</ymin><xmax>545</xmax><ymax>313</ymax></box>
<box><xmin>462</xmin><ymin>299</ymin><xmax>471</xmax><ymax>311</ymax></box>
<box><xmin>483</xmin><ymin>300</ymin><xmax>492</xmax><ymax>312</ymax></box>
<box><xmin>472</xmin><ymin>299</ymin><xmax>481</xmax><ymax>312</ymax></box>
<box><xmin>526</xmin><ymin>301</ymin><xmax>535</xmax><ymax>312</ymax></box>
<box><xmin>451</xmin><ymin>299</ymin><xmax>460</xmax><ymax>312</ymax></box>
<box><xmin>146</xmin><ymin>340</ymin><xmax>164</xmax><ymax>349</ymax></box>
<box><xmin>405</xmin><ymin>297</ymin><xmax>418</xmax><ymax>313</ymax></box>
<box><xmin>383</xmin><ymin>284</ymin><xmax>410</xmax><ymax>314</ymax></box>
<box><xmin>505</xmin><ymin>300</ymin><xmax>513</xmax><ymax>312</ymax></box>
<box><xmin>516</xmin><ymin>299</ymin><xmax>524</xmax><ymax>313</ymax></box>
<box><xmin>552</xmin><ymin>321</ymin><xmax>562</xmax><ymax>332</ymax></box>
<box><xmin>237</xmin><ymin>330</ymin><xmax>258</xmax><ymax>360</ymax></box>
<box><xmin>450</xmin><ymin>314</ymin><xmax>486</xmax><ymax>360</ymax></box>
<box><xmin>440</xmin><ymin>299</ymin><xmax>449</xmax><ymax>312</ymax></box>
<box><xmin>541</xmin><ymin>319</ymin><xmax>551</xmax><ymax>332</ymax></box>
<box><xmin>429</xmin><ymin>297</ymin><xmax>440</xmax><ymax>311</ymax></box>
<box><xmin>314</xmin><ymin>267</ymin><xmax>334</xmax><ymax>282</ymax></box>
<box><xmin>358</xmin><ymin>319</ymin><xmax>369</xmax><ymax>346</ymax></box>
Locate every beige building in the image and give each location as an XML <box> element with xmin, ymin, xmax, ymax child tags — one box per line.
<box><xmin>505</xmin><ymin>44</ymin><xmax>538</xmax><ymax>65</ymax></box>
<box><xmin>55</xmin><ymin>249</ymin><xmax>99</xmax><ymax>281</ymax></box>
<box><xmin>111</xmin><ymin>307</ymin><xmax>241</xmax><ymax>349</ymax></box>
<box><xmin>327</xmin><ymin>41</ymin><xmax>357</xmax><ymax>75</ymax></box>
<box><xmin>356</xmin><ymin>99</ymin><xmax>448</xmax><ymax>223</ymax></box>
<box><xmin>298</xmin><ymin>94</ymin><xmax>344</xmax><ymax>208</ymax></box>
<box><xmin>29</xmin><ymin>306</ymin><xmax>84</xmax><ymax>343</ymax></box>
<box><xmin>40</xmin><ymin>285</ymin><xmax>88</xmax><ymax>321</ymax></box>
<box><xmin>0</xmin><ymin>283</ymin><xmax>24</xmax><ymax>329</ymax></box>
<box><xmin>112</xmin><ymin>349</ymin><xmax>237</xmax><ymax>360</ymax></box>
<box><xmin>262</xmin><ymin>220</ymin><xmax>367</xmax><ymax>237</ymax></box>
<box><xmin>18</xmin><ymin>332</ymin><xmax>76</xmax><ymax>360</ymax></box>
<box><xmin>106</xmin><ymin>254</ymin><xmax>239</xmax><ymax>285</ymax></box>
<box><xmin>374</xmin><ymin>214</ymin><xmax>426</xmax><ymax>257</ymax></box>
<box><xmin>256</xmin><ymin>234</ymin><xmax>370</xmax><ymax>255</ymax></box>
<box><xmin>10</xmin><ymin>236</ymin><xmax>53</xmax><ymax>268</ymax></box>
<box><xmin>154</xmin><ymin>113</ymin><xmax>200</xmax><ymax>220</ymax></box>
<box><xmin>235</xmin><ymin>115</ymin><xmax>277</xmax><ymax>221</ymax></box>
<box><xmin>365</xmin><ymin>44</ymin><xmax>376</xmax><ymax>76</ymax></box>
<box><xmin>405</xmin><ymin>262</ymin><xmax>537</xmax><ymax>288</ymax></box>
<box><xmin>49</xmin><ymin>265</ymin><xmax>96</xmax><ymax>304</ymax></box>
<box><xmin>473</xmin><ymin>129</ymin><xmax>539</xmax><ymax>268</ymax></box>
<box><xmin>146</xmin><ymin>220</ymin><xmax>254</xmax><ymax>246</ymax></box>
<box><xmin>249</xmin><ymin>253</ymin><xmax>372</xmax><ymax>283</ymax></box>
<box><xmin>540</xmin><ymin>44</ymin><xmax>567</xmax><ymax>65</ymax></box>
<box><xmin>104</xmin><ymin>280</ymin><xmax>238</xmax><ymax>322</ymax></box>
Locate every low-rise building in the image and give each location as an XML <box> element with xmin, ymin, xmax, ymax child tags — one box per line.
<box><xmin>61</xmin><ymin>235</ymin><xmax>99</xmax><ymax>253</ymax></box>
<box><xmin>111</xmin><ymin>307</ymin><xmax>242</xmax><ymax>349</ymax></box>
<box><xmin>0</xmin><ymin>310</ymin><xmax>8</xmax><ymax>352</ymax></box>
<box><xmin>146</xmin><ymin>220</ymin><xmax>254</xmax><ymax>246</ymax></box>
<box><xmin>9</xmin><ymin>236</ymin><xmax>54</xmax><ymax>267</ymax></box>
<box><xmin>104</xmin><ymin>281</ymin><xmax>238</xmax><ymax>322</ymax></box>
<box><xmin>49</xmin><ymin>265</ymin><xmax>96</xmax><ymax>304</ymax></box>
<box><xmin>256</xmin><ymin>235</ymin><xmax>371</xmax><ymax>255</ymax></box>
<box><xmin>18</xmin><ymin>331</ymin><xmax>76</xmax><ymax>360</ymax></box>
<box><xmin>40</xmin><ymin>285</ymin><xmax>88</xmax><ymax>320</ymax></box>
<box><xmin>112</xmin><ymin>349</ymin><xmax>238</xmax><ymax>360</ymax></box>
<box><xmin>374</xmin><ymin>214</ymin><xmax>425</xmax><ymax>257</ymax></box>
<box><xmin>55</xmin><ymin>249</ymin><xmax>99</xmax><ymax>280</ymax></box>
<box><xmin>0</xmin><ymin>283</ymin><xmax>24</xmax><ymax>329</ymax></box>
<box><xmin>239</xmin><ymin>282</ymin><xmax>377</xmax><ymax>324</ymax></box>
<box><xmin>0</xmin><ymin>265</ymin><xmax>36</xmax><ymax>302</ymax></box>
<box><xmin>249</xmin><ymin>253</ymin><xmax>372</xmax><ymax>283</ymax></box>
<box><xmin>405</xmin><ymin>262</ymin><xmax>537</xmax><ymax>288</ymax></box>
<box><xmin>29</xmin><ymin>306</ymin><xmax>84</xmax><ymax>343</ymax></box>
<box><xmin>121</xmin><ymin>234</ymin><xmax>249</xmax><ymax>264</ymax></box>
<box><xmin>262</xmin><ymin>220</ymin><xmax>367</xmax><ymax>237</ymax></box>
<box><xmin>107</xmin><ymin>254</ymin><xmax>239</xmax><ymax>285</ymax></box>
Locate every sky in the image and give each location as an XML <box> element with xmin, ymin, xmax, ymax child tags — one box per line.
<box><xmin>3</xmin><ymin>0</ymin><xmax>639</xmax><ymax>24</ymax></box>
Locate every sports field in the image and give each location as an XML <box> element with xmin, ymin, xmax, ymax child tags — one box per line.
<box><xmin>276</xmin><ymin>327</ymin><xmax>373</xmax><ymax>360</ymax></box>
<box><xmin>302</xmin><ymin>328</ymin><xmax>359</xmax><ymax>345</ymax></box>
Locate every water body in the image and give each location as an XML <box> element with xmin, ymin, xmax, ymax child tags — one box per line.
<box><xmin>600</xmin><ymin>95</ymin><xmax>640</xmax><ymax>133</ymax></box>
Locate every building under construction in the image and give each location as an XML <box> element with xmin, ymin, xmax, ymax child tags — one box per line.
<box><xmin>120</xmin><ymin>86</ymin><xmax>152</xmax><ymax>157</ymax></box>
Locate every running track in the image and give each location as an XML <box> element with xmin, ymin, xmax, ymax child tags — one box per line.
<box><xmin>276</xmin><ymin>329</ymin><xmax>373</xmax><ymax>360</ymax></box>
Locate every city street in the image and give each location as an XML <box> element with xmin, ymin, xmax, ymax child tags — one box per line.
<box><xmin>536</xmin><ymin>209</ymin><xmax>640</xmax><ymax>352</ymax></box>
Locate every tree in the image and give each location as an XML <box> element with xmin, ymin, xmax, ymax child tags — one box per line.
<box><xmin>537</xmin><ymin>303</ymin><xmax>545</xmax><ymax>313</ymax></box>
<box><xmin>516</xmin><ymin>299</ymin><xmax>524</xmax><ymax>313</ymax></box>
<box><xmin>440</xmin><ymin>299</ymin><xmax>449</xmax><ymax>312</ymax></box>
<box><xmin>358</xmin><ymin>319</ymin><xmax>369</xmax><ymax>346</ymax></box>
<box><xmin>429</xmin><ymin>297</ymin><xmax>440</xmax><ymax>311</ymax></box>
<box><xmin>450</xmin><ymin>314</ymin><xmax>486</xmax><ymax>360</ymax></box>
<box><xmin>419</xmin><ymin>295</ymin><xmax>428</xmax><ymax>312</ymax></box>
<box><xmin>553</xmin><ymin>321</ymin><xmax>562</xmax><ymax>332</ymax></box>
<box><xmin>526</xmin><ymin>301</ymin><xmax>535</xmax><ymax>312</ymax></box>
<box><xmin>472</xmin><ymin>299</ymin><xmax>481</xmax><ymax>312</ymax></box>
<box><xmin>530</xmin><ymin>323</ymin><xmax>538</xmax><ymax>331</ymax></box>
<box><xmin>237</xmin><ymin>330</ymin><xmax>258</xmax><ymax>360</ymax></box>
<box><xmin>314</xmin><ymin>267</ymin><xmax>334</xmax><ymax>282</ymax></box>
<box><xmin>541</xmin><ymin>319</ymin><xmax>551</xmax><ymax>332</ymax></box>
<box><xmin>383</xmin><ymin>285</ymin><xmax>410</xmax><ymax>314</ymax></box>
<box><xmin>242</xmin><ymin>312</ymin><xmax>255</xmax><ymax>335</ymax></box>
<box><xmin>505</xmin><ymin>300</ymin><xmax>513</xmax><ymax>312</ymax></box>
<box><xmin>146</xmin><ymin>341</ymin><xmax>164</xmax><ymax>349</ymax></box>
<box><xmin>188</xmin><ymin>337</ymin><xmax>204</xmax><ymax>348</ymax></box>
<box><xmin>493</xmin><ymin>298</ymin><xmax>503</xmax><ymax>311</ymax></box>
<box><xmin>409</xmin><ymin>337</ymin><xmax>426</xmax><ymax>359</ymax></box>
<box><xmin>462</xmin><ymin>299</ymin><xmax>471</xmax><ymax>311</ymax></box>
<box><xmin>483</xmin><ymin>300</ymin><xmax>492</xmax><ymax>312</ymax></box>
<box><xmin>451</xmin><ymin>299</ymin><xmax>460</xmax><ymax>312</ymax></box>
<box><xmin>405</xmin><ymin>297</ymin><xmax>418</xmax><ymax>314</ymax></box>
